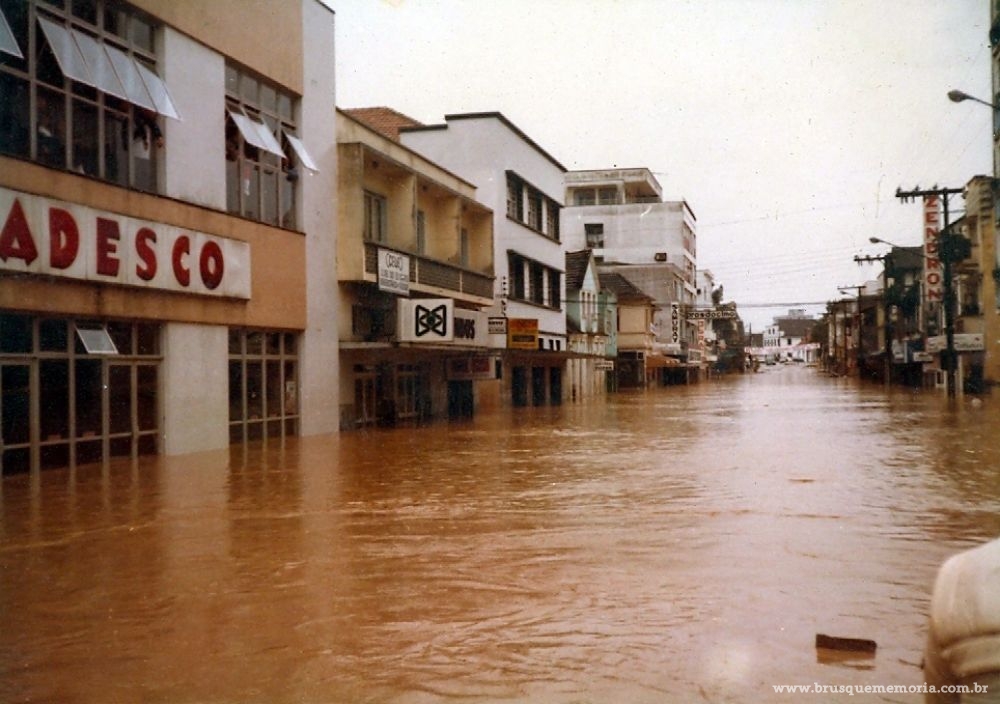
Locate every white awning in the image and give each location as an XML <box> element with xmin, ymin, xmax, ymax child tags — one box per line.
<box><xmin>228</xmin><ymin>109</ymin><xmax>285</xmax><ymax>158</ymax></box>
<box><xmin>69</xmin><ymin>29</ymin><xmax>129</xmax><ymax>101</ymax></box>
<box><xmin>134</xmin><ymin>59</ymin><xmax>179</xmax><ymax>120</ymax></box>
<box><xmin>284</xmin><ymin>132</ymin><xmax>318</xmax><ymax>173</ymax></box>
<box><xmin>103</xmin><ymin>43</ymin><xmax>157</xmax><ymax>114</ymax></box>
<box><xmin>36</xmin><ymin>15</ymin><xmax>180</xmax><ymax>120</ymax></box>
<box><xmin>0</xmin><ymin>7</ymin><xmax>23</xmax><ymax>59</ymax></box>
<box><xmin>37</xmin><ymin>16</ymin><xmax>93</xmax><ymax>86</ymax></box>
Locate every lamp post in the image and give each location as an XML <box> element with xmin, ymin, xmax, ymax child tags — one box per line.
<box><xmin>947</xmin><ymin>89</ymin><xmax>999</xmax><ymax>110</ymax></box>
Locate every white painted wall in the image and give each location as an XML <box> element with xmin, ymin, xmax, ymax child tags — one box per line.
<box><xmin>160</xmin><ymin>28</ymin><xmax>227</xmax><ymax>210</ymax></box>
<box><xmin>298</xmin><ymin>0</ymin><xmax>339</xmax><ymax>435</ymax></box>
<box><xmin>160</xmin><ymin>322</ymin><xmax>229</xmax><ymax>455</ymax></box>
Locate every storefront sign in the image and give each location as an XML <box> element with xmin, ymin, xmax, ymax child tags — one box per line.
<box><xmin>488</xmin><ymin>316</ymin><xmax>508</xmax><ymax>334</ymax></box>
<box><xmin>0</xmin><ymin>187</ymin><xmax>250</xmax><ymax>299</ymax></box>
<box><xmin>397</xmin><ymin>298</ymin><xmax>453</xmax><ymax>342</ymax></box>
<box><xmin>377</xmin><ymin>248</ymin><xmax>410</xmax><ymax>295</ymax></box>
<box><xmin>923</xmin><ymin>195</ymin><xmax>942</xmax><ymax>302</ymax></box>
<box><xmin>447</xmin><ymin>356</ymin><xmax>496</xmax><ymax>380</ymax></box>
<box><xmin>670</xmin><ymin>302</ymin><xmax>680</xmax><ymax>343</ymax></box>
<box><xmin>686</xmin><ymin>308</ymin><xmax>737</xmax><ymax>320</ymax></box>
<box><xmin>594</xmin><ymin>359</ymin><xmax>615</xmax><ymax>371</ymax></box>
<box><xmin>507</xmin><ymin>318</ymin><xmax>539</xmax><ymax>350</ymax></box>
<box><xmin>926</xmin><ymin>333</ymin><xmax>984</xmax><ymax>353</ymax></box>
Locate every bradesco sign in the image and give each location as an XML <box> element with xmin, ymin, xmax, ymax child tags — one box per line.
<box><xmin>0</xmin><ymin>187</ymin><xmax>251</xmax><ymax>299</ymax></box>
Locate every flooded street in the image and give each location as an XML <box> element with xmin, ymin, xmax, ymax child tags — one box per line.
<box><xmin>2</xmin><ymin>366</ymin><xmax>999</xmax><ymax>703</ymax></box>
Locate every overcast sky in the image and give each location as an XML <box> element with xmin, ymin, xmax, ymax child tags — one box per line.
<box><xmin>326</xmin><ymin>0</ymin><xmax>992</xmax><ymax>330</ymax></box>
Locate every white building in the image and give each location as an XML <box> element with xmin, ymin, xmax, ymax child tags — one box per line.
<box><xmin>401</xmin><ymin>112</ymin><xmax>569</xmax><ymax>407</ymax></box>
<box><xmin>562</xmin><ymin>168</ymin><xmax>699</xmax><ymax>365</ymax></box>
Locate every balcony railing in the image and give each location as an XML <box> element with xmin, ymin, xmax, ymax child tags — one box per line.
<box><xmin>364</xmin><ymin>242</ymin><xmax>493</xmax><ymax>300</ymax></box>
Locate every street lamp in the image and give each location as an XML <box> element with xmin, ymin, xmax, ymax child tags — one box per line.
<box><xmin>869</xmin><ymin>234</ymin><xmax>962</xmax><ymax>398</ymax></box>
<box><xmin>947</xmin><ymin>89</ymin><xmax>999</xmax><ymax>110</ymax></box>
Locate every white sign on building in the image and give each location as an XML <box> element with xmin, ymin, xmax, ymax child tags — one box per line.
<box><xmin>397</xmin><ymin>298</ymin><xmax>454</xmax><ymax>342</ymax></box>
<box><xmin>378</xmin><ymin>248</ymin><xmax>410</xmax><ymax>295</ymax></box>
<box><xmin>0</xmin><ymin>187</ymin><xmax>251</xmax><ymax>299</ymax></box>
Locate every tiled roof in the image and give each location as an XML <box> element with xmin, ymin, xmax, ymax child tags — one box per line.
<box><xmin>598</xmin><ymin>272</ymin><xmax>653</xmax><ymax>303</ymax></box>
<box><xmin>565</xmin><ymin>250</ymin><xmax>592</xmax><ymax>290</ymax></box>
<box><xmin>342</xmin><ymin>107</ymin><xmax>424</xmax><ymax>142</ymax></box>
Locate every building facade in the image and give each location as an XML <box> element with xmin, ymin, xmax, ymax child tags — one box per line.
<box><xmin>562</xmin><ymin>168</ymin><xmax>699</xmax><ymax>366</ymax></box>
<box><xmin>0</xmin><ymin>0</ymin><xmax>338</xmax><ymax>475</ymax></box>
<box><xmin>336</xmin><ymin>109</ymin><xmax>494</xmax><ymax>427</ymax></box>
<box><xmin>401</xmin><ymin>112</ymin><xmax>569</xmax><ymax>408</ymax></box>
<box><xmin>564</xmin><ymin>249</ymin><xmax>612</xmax><ymax>400</ymax></box>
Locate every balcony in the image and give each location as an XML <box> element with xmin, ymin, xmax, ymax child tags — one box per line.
<box><xmin>364</xmin><ymin>242</ymin><xmax>493</xmax><ymax>302</ymax></box>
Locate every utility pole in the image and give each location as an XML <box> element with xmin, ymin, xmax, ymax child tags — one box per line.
<box><xmin>838</xmin><ymin>284</ymin><xmax>866</xmax><ymax>377</ymax></box>
<box><xmin>895</xmin><ymin>186</ymin><xmax>963</xmax><ymax>399</ymax></box>
<box><xmin>855</xmin><ymin>254</ymin><xmax>890</xmax><ymax>386</ymax></box>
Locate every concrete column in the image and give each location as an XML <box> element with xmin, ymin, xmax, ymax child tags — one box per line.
<box><xmin>160</xmin><ymin>322</ymin><xmax>229</xmax><ymax>455</ymax></box>
<box><xmin>297</xmin><ymin>0</ymin><xmax>339</xmax><ymax>436</ymax></box>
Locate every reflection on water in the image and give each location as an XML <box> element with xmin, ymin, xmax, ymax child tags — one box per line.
<box><xmin>2</xmin><ymin>367</ymin><xmax>999</xmax><ymax>703</ymax></box>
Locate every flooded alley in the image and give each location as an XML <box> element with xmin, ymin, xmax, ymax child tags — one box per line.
<box><xmin>2</xmin><ymin>366</ymin><xmax>999</xmax><ymax>703</ymax></box>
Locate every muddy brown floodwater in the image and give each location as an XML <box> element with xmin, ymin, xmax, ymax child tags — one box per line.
<box><xmin>2</xmin><ymin>365</ymin><xmax>999</xmax><ymax>703</ymax></box>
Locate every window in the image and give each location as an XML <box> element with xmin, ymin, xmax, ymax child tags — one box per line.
<box><xmin>527</xmin><ymin>191</ymin><xmax>542</xmax><ymax>230</ymax></box>
<box><xmin>585</xmin><ymin>223</ymin><xmax>604</xmax><ymax>248</ymax></box>
<box><xmin>225</xmin><ymin>63</ymin><xmax>314</xmax><ymax>229</ymax></box>
<box><xmin>363</xmin><ymin>190</ymin><xmax>387</xmax><ymax>242</ymax></box>
<box><xmin>0</xmin><ymin>314</ymin><xmax>160</xmax><ymax>475</ymax></box>
<box><xmin>506</xmin><ymin>172</ymin><xmax>523</xmax><ymax>220</ymax></box>
<box><xmin>460</xmin><ymin>227</ymin><xmax>469</xmax><ymax>267</ymax></box>
<box><xmin>0</xmin><ymin>0</ymin><xmax>176</xmax><ymax>190</ymax></box>
<box><xmin>545</xmin><ymin>198</ymin><xmax>560</xmax><ymax>240</ymax></box>
<box><xmin>598</xmin><ymin>187</ymin><xmax>617</xmax><ymax>205</ymax></box>
<box><xmin>574</xmin><ymin>190</ymin><xmax>596</xmax><ymax>206</ymax></box>
<box><xmin>508</xmin><ymin>252</ymin><xmax>561</xmax><ymax>309</ymax></box>
<box><xmin>228</xmin><ymin>329</ymin><xmax>298</xmax><ymax>444</ymax></box>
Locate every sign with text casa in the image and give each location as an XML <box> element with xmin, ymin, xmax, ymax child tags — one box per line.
<box><xmin>378</xmin><ymin>248</ymin><xmax>410</xmax><ymax>295</ymax></box>
<box><xmin>507</xmin><ymin>318</ymin><xmax>539</xmax><ymax>350</ymax></box>
<box><xmin>0</xmin><ymin>187</ymin><xmax>251</xmax><ymax>299</ymax></box>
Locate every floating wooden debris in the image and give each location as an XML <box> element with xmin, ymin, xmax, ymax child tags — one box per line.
<box><xmin>816</xmin><ymin>633</ymin><xmax>877</xmax><ymax>653</ymax></box>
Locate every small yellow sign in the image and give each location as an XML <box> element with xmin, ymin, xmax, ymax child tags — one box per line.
<box><xmin>507</xmin><ymin>318</ymin><xmax>539</xmax><ymax>350</ymax></box>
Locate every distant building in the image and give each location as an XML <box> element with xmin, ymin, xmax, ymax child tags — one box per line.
<box><xmin>765</xmin><ymin>309</ymin><xmax>819</xmax><ymax>363</ymax></box>
<box><xmin>565</xmin><ymin>249</ymin><xmax>613</xmax><ymax>399</ymax></box>
<box><xmin>562</xmin><ymin>168</ymin><xmax>699</xmax><ymax>365</ymax></box>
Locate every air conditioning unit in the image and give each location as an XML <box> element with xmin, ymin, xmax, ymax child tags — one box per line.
<box><xmin>654</xmin><ymin>252</ymin><xmax>667</xmax><ymax>262</ymax></box>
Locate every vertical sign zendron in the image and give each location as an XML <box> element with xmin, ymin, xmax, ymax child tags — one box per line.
<box><xmin>923</xmin><ymin>195</ymin><xmax>942</xmax><ymax>304</ymax></box>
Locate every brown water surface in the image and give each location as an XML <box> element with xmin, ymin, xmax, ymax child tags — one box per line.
<box><xmin>2</xmin><ymin>366</ymin><xmax>999</xmax><ymax>702</ymax></box>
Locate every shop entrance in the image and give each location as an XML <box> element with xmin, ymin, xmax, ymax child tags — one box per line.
<box><xmin>447</xmin><ymin>380</ymin><xmax>474</xmax><ymax>419</ymax></box>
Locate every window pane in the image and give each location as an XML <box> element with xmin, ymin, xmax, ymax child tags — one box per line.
<box><xmin>281</xmin><ymin>173</ymin><xmax>294</xmax><ymax>229</ymax></box>
<box><xmin>74</xmin><ymin>359</ymin><xmax>102</xmax><ymax>437</ymax></box>
<box><xmin>1</xmin><ymin>365</ymin><xmax>30</xmax><ymax>445</ymax></box>
<box><xmin>226</xmin><ymin>157</ymin><xmax>240</xmax><ymax>213</ymax></box>
<box><xmin>240</xmin><ymin>73</ymin><xmax>258</xmax><ymax>103</ymax></box>
<box><xmin>137</xmin><ymin>365</ymin><xmax>157</xmax><ymax>431</ymax></box>
<box><xmin>129</xmin><ymin>16</ymin><xmax>153</xmax><ymax>52</ymax></box>
<box><xmin>244</xmin><ymin>164</ymin><xmax>260</xmax><ymax>220</ymax></box>
<box><xmin>262</xmin><ymin>168</ymin><xmax>278</xmax><ymax>225</ymax></box>
<box><xmin>37</xmin><ymin>88</ymin><xmax>67</xmax><ymax>168</ymax></box>
<box><xmin>266</xmin><ymin>333</ymin><xmax>281</xmax><ymax>355</ymax></box>
<box><xmin>246</xmin><ymin>332</ymin><xmax>263</xmax><ymax>354</ymax></box>
<box><xmin>136</xmin><ymin>323</ymin><xmax>159</xmax><ymax>355</ymax></box>
<box><xmin>40</xmin><ymin>360</ymin><xmax>69</xmax><ymax>441</ymax></box>
<box><xmin>106</xmin><ymin>321</ymin><xmax>132</xmax><ymax>354</ymax></box>
<box><xmin>225</xmin><ymin>64</ymin><xmax>239</xmax><ymax>96</ymax></box>
<box><xmin>228</xmin><ymin>329</ymin><xmax>243</xmax><ymax>354</ymax></box>
<box><xmin>72</xmin><ymin>0</ymin><xmax>98</xmax><ymax>26</ymax></box>
<box><xmin>283</xmin><ymin>361</ymin><xmax>297</xmax><ymax>415</ymax></box>
<box><xmin>246</xmin><ymin>362</ymin><xmax>263</xmax><ymax>419</ymax></box>
<box><xmin>109</xmin><ymin>365</ymin><xmax>131</xmax><ymax>434</ymax></box>
<box><xmin>39</xmin><ymin>319</ymin><xmax>68</xmax><ymax>352</ymax></box>
<box><xmin>0</xmin><ymin>73</ymin><xmax>29</xmax><ymax>158</ymax></box>
<box><xmin>0</xmin><ymin>0</ymin><xmax>27</xmax><ymax>66</ymax></box>
<box><xmin>228</xmin><ymin>360</ymin><xmax>243</xmax><ymax>422</ymax></box>
<box><xmin>266</xmin><ymin>360</ymin><xmax>281</xmax><ymax>417</ymax></box>
<box><xmin>104</xmin><ymin>107</ymin><xmax>128</xmax><ymax>185</ymax></box>
<box><xmin>283</xmin><ymin>333</ymin><xmax>296</xmax><ymax>355</ymax></box>
<box><xmin>72</xmin><ymin>97</ymin><xmax>99</xmax><ymax>176</ymax></box>
<box><xmin>0</xmin><ymin>313</ymin><xmax>32</xmax><ymax>353</ymax></box>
